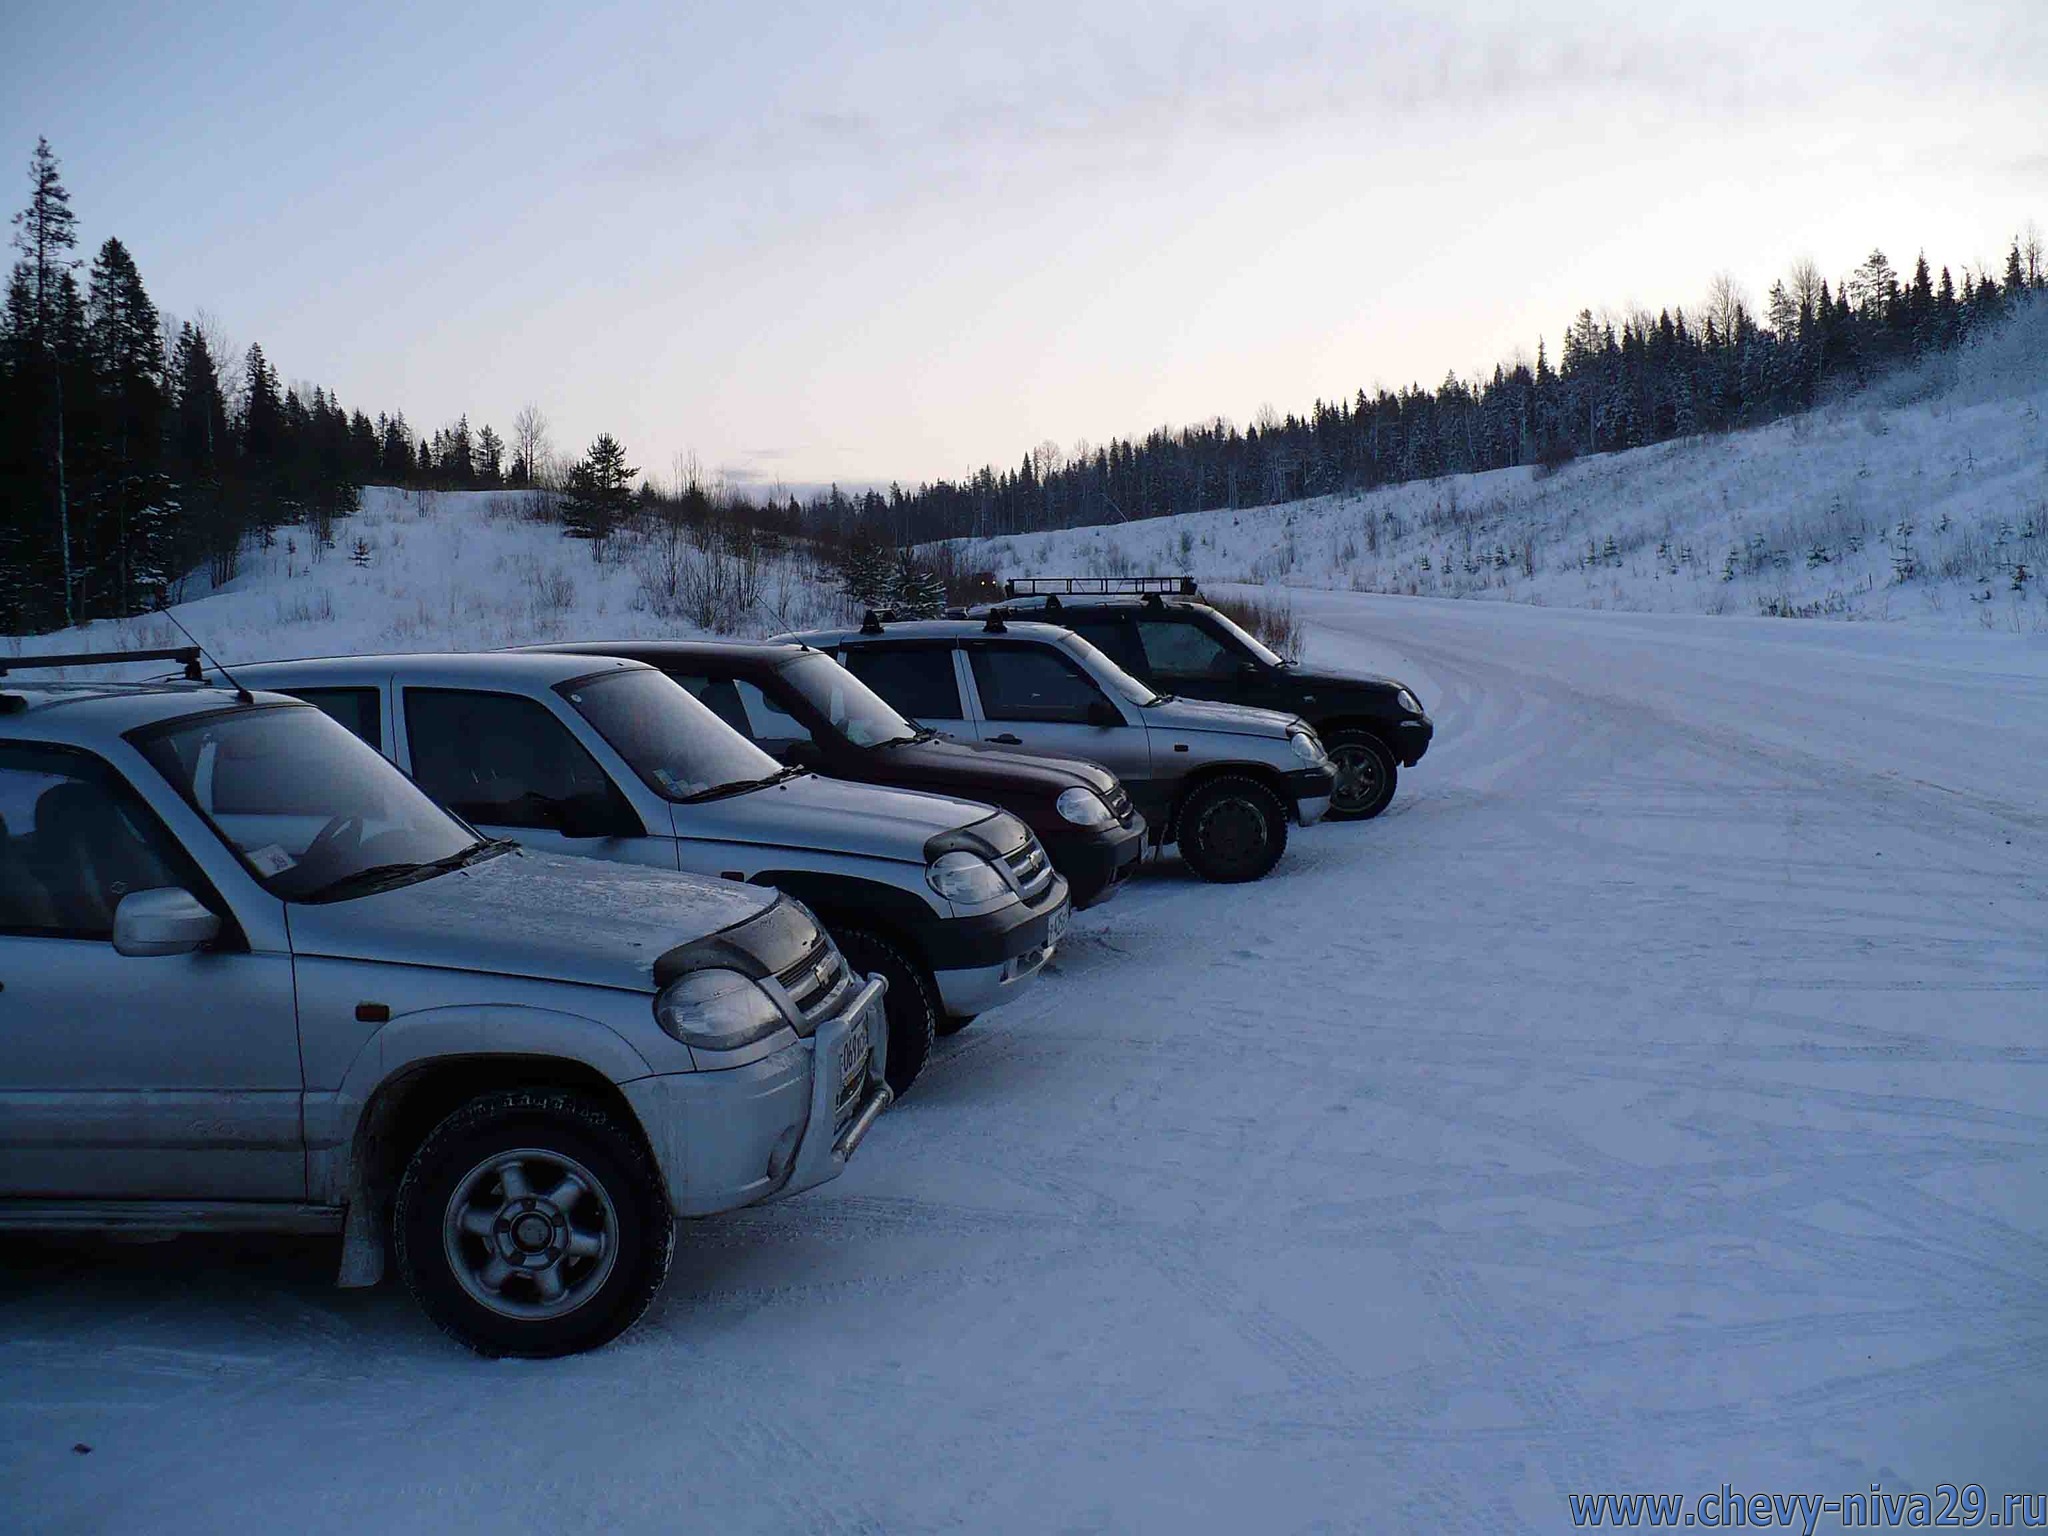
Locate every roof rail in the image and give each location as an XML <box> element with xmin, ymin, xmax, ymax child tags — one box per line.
<box><xmin>859</xmin><ymin>609</ymin><xmax>887</xmax><ymax>635</ymax></box>
<box><xmin>983</xmin><ymin>608</ymin><xmax>1009</xmax><ymax>633</ymax></box>
<box><xmin>0</xmin><ymin>645</ymin><xmax>205</xmax><ymax>680</ymax></box>
<box><xmin>1003</xmin><ymin>576</ymin><xmax>1198</xmax><ymax>598</ymax></box>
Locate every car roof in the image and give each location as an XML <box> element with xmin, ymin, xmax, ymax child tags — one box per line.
<box><xmin>0</xmin><ymin>679</ymin><xmax>309</xmax><ymax>743</ymax></box>
<box><xmin>788</xmin><ymin>619</ymin><xmax>1082</xmax><ymax>646</ymax></box>
<box><xmin>520</xmin><ymin>639</ymin><xmax>816</xmax><ymax>670</ymax></box>
<box><xmin>223</xmin><ymin>651</ymin><xmax>653</xmax><ymax>690</ymax></box>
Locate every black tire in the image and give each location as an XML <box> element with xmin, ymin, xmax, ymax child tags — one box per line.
<box><xmin>394</xmin><ymin>1090</ymin><xmax>673</xmax><ymax>1359</ymax></box>
<box><xmin>1327</xmin><ymin>729</ymin><xmax>1398</xmax><ymax>821</ymax></box>
<box><xmin>835</xmin><ymin>928</ymin><xmax>939</xmax><ymax>1096</ymax></box>
<box><xmin>1176</xmin><ymin>774</ymin><xmax>1289</xmax><ymax>883</ymax></box>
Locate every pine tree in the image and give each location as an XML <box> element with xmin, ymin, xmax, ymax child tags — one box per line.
<box><xmin>561</xmin><ymin>433</ymin><xmax>636</xmax><ymax>540</ymax></box>
<box><xmin>85</xmin><ymin>237</ymin><xmax>171</xmax><ymax>611</ymax></box>
<box><xmin>474</xmin><ymin>424</ymin><xmax>504</xmax><ymax>486</ymax></box>
<box><xmin>836</xmin><ymin>538</ymin><xmax>893</xmax><ymax>612</ymax></box>
<box><xmin>892</xmin><ymin>553</ymin><xmax>947</xmax><ymax>616</ymax></box>
<box><xmin>8</xmin><ymin>137</ymin><xmax>82</xmax><ymax>623</ymax></box>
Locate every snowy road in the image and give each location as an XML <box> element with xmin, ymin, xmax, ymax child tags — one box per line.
<box><xmin>6</xmin><ymin>592</ymin><xmax>2047</xmax><ymax>1533</ymax></box>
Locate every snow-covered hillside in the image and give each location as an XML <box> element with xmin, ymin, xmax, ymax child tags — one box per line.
<box><xmin>1</xmin><ymin>487</ymin><xmax>847</xmax><ymax>671</ymax></box>
<box><xmin>954</xmin><ymin>301</ymin><xmax>2048</xmax><ymax>632</ymax></box>
<box><xmin>8</xmin><ymin>590</ymin><xmax>2045</xmax><ymax>1533</ymax></box>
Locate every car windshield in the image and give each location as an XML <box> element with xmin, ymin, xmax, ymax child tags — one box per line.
<box><xmin>136</xmin><ymin>704</ymin><xmax>490</xmax><ymax>902</ymax></box>
<box><xmin>1056</xmin><ymin>634</ymin><xmax>1163</xmax><ymax>706</ymax></box>
<box><xmin>1204</xmin><ymin>608</ymin><xmax>1287</xmax><ymax>667</ymax></box>
<box><xmin>559</xmin><ymin>668</ymin><xmax>786</xmax><ymax>801</ymax></box>
<box><xmin>779</xmin><ymin>652</ymin><xmax>918</xmax><ymax>746</ymax></box>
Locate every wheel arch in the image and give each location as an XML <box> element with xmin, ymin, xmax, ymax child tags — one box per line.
<box><xmin>746</xmin><ymin>869</ymin><xmax>936</xmax><ymax>967</ymax></box>
<box><xmin>1165</xmin><ymin>759</ymin><xmax>1291</xmax><ymax>841</ymax></box>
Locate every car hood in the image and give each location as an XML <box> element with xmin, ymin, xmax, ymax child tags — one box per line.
<box><xmin>859</xmin><ymin>736</ymin><xmax>1118</xmax><ymax>801</ymax></box>
<box><xmin>1139</xmin><ymin>694</ymin><xmax>1303</xmax><ymax>738</ymax></box>
<box><xmin>673</xmin><ymin>771</ymin><xmax>996</xmax><ymax>862</ymax></box>
<box><xmin>285</xmin><ymin>848</ymin><xmax>776</xmax><ymax>994</ymax></box>
<box><xmin>1280</xmin><ymin>666</ymin><xmax>1410</xmax><ymax>701</ymax></box>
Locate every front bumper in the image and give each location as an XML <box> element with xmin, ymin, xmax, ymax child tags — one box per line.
<box><xmin>623</xmin><ymin>975</ymin><xmax>891</xmax><ymax>1217</ymax></box>
<box><xmin>1044</xmin><ymin>815</ymin><xmax>1147</xmax><ymax>909</ymax></box>
<box><xmin>925</xmin><ymin>873</ymin><xmax>1071</xmax><ymax>1019</ymax></box>
<box><xmin>1393</xmin><ymin>715</ymin><xmax>1433</xmax><ymax>766</ymax></box>
<box><xmin>1284</xmin><ymin>764</ymin><xmax>1338</xmax><ymax>826</ymax></box>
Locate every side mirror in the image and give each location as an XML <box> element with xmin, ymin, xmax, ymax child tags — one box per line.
<box><xmin>554</xmin><ymin>791</ymin><xmax>643</xmax><ymax>840</ymax></box>
<box><xmin>113</xmin><ymin>888</ymin><xmax>222</xmax><ymax>957</ymax></box>
<box><xmin>781</xmin><ymin>739</ymin><xmax>822</xmax><ymax>767</ymax></box>
<box><xmin>1085</xmin><ymin>698</ymin><xmax>1123</xmax><ymax>728</ymax></box>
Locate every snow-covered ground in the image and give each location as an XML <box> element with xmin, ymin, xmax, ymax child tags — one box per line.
<box><xmin>6</xmin><ymin>589</ymin><xmax>2045</xmax><ymax>1534</ymax></box>
<box><xmin>954</xmin><ymin>302</ymin><xmax>2048</xmax><ymax>632</ymax></box>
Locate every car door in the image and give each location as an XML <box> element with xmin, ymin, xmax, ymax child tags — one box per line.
<box><xmin>396</xmin><ymin>687</ymin><xmax>677</xmax><ymax>870</ymax></box>
<box><xmin>836</xmin><ymin>644</ymin><xmax>973</xmax><ymax>741</ymax></box>
<box><xmin>0</xmin><ymin>742</ymin><xmax>303</xmax><ymax>1199</ymax></box>
<box><xmin>1129</xmin><ymin>614</ymin><xmax>1255</xmax><ymax>706</ymax></box>
<box><xmin>959</xmin><ymin>641</ymin><xmax>1152</xmax><ymax>784</ymax></box>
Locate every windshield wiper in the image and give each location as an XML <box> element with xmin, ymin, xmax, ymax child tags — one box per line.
<box><xmin>680</xmin><ymin>765</ymin><xmax>807</xmax><ymax>803</ymax></box>
<box><xmin>302</xmin><ymin>839</ymin><xmax>507</xmax><ymax>902</ymax></box>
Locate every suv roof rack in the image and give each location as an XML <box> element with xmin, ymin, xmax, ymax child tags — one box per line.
<box><xmin>983</xmin><ymin>608</ymin><xmax>1009</xmax><ymax>633</ymax></box>
<box><xmin>859</xmin><ymin>609</ymin><xmax>894</xmax><ymax>635</ymax></box>
<box><xmin>1003</xmin><ymin>576</ymin><xmax>1198</xmax><ymax>598</ymax></box>
<box><xmin>0</xmin><ymin>645</ymin><xmax>205</xmax><ymax>680</ymax></box>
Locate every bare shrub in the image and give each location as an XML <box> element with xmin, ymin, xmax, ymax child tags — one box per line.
<box><xmin>1209</xmin><ymin>590</ymin><xmax>1305</xmax><ymax>661</ymax></box>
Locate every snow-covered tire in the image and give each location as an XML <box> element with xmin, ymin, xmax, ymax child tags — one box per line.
<box><xmin>394</xmin><ymin>1090</ymin><xmax>673</xmax><ymax>1359</ymax></box>
<box><xmin>836</xmin><ymin>929</ymin><xmax>939</xmax><ymax>1096</ymax></box>
<box><xmin>1327</xmin><ymin>729</ymin><xmax>1398</xmax><ymax>821</ymax></box>
<box><xmin>1177</xmin><ymin>775</ymin><xmax>1288</xmax><ymax>883</ymax></box>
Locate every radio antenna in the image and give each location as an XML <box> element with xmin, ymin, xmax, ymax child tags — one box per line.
<box><xmin>155</xmin><ymin>606</ymin><xmax>254</xmax><ymax>703</ymax></box>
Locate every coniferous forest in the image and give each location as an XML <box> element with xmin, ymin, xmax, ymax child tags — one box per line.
<box><xmin>3</xmin><ymin>134</ymin><xmax>2042</xmax><ymax>635</ymax></box>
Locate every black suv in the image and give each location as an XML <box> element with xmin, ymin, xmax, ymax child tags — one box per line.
<box><xmin>531</xmin><ymin>641</ymin><xmax>1148</xmax><ymax>909</ymax></box>
<box><xmin>982</xmin><ymin>578</ymin><xmax>1432</xmax><ymax>820</ymax></box>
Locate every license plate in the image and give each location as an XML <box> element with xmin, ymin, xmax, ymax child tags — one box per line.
<box><xmin>1047</xmin><ymin>904</ymin><xmax>1070</xmax><ymax>947</ymax></box>
<box><xmin>838</xmin><ymin>1014</ymin><xmax>871</xmax><ymax>1090</ymax></box>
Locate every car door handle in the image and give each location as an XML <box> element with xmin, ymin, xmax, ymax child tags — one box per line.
<box><xmin>989</xmin><ymin>733</ymin><xmax>1022</xmax><ymax>745</ymax></box>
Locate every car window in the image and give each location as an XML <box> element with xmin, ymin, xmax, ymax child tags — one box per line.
<box><xmin>0</xmin><ymin>743</ymin><xmax>201</xmax><ymax>939</ymax></box>
<box><xmin>967</xmin><ymin>645</ymin><xmax>1108</xmax><ymax>725</ymax></box>
<box><xmin>138</xmin><ymin>705</ymin><xmax>481</xmax><ymax>903</ymax></box>
<box><xmin>730</xmin><ymin>679</ymin><xmax>809</xmax><ymax>754</ymax></box>
<box><xmin>1068</xmin><ymin>618</ymin><xmax>1143</xmax><ymax>673</ymax></box>
<box><xmin>559</xmin><ymin>669</ymin><xmax>782</xmax><ymax>801</ymax></box>
<box><xmin>665</xmin><ymin>672</ymin><xmax>755</xmax><ymax>738</ymax></box>
<box><xmin>840</xmin><ymin>646</ymin><xmax>964</xmax><ymax>722</ymax></box>
<box><xmin>777</xmin><ymin>653</ymin><xmax>917</xmax><ymax>747</ymax></box>
<box><xmin>286</xmin><ymin>687</ymin><xmax>381</xmax><ymax>750</ymax></box>
<box><xmin>405</xmin><ymin>688</ymin><xmax>618</xmax><ymax>830</ymax></box>
<box><xmin>1135</xmin><ymin>618</ymin><xmax>1238</xmax><ymax>676</ymax></box>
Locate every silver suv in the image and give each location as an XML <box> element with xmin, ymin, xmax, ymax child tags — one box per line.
<box><xmin>786</xmin><ymin>616</ymin><xmax>1335</xmax><ymax>883</ymax></box>
<box><xmin>225</xmin><ymin>652</ymin><xmax>1071</xmax><ymax>1093</ymax></box>
<box><xmin>0</xmin><ymin>651</ymin><xmax>888</xmax><ymax>1357</ymax></box>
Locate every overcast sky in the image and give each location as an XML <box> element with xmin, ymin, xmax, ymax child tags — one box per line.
<box><xmin>6</xmin><ymin>0</ymin><xmax>2043</xmax><ymax>492</ymax></box>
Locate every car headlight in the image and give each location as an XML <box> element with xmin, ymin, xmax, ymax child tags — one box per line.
<box><xmin>655</xmin><ymin>968</ymin><xmax>788</xmax><ymax>1050</ymax></box>
<box><xmin>1287</xmin><ymin>729</ymin><xmax>1325</xmax><ymax>763</ymax></box>
<box><xmin>1055</xmin><ymin>787</ymin><xmax>1116</xmax><ymax>827</ymax></box>
<box><xmin>926</xmin><ymin>849</ymin><xmax>1010</xmax><ymax>904</ymax></box>
<box><xmin>1397</xmin><ymin>688</ymin><xmax>1423</xmax><ymax>714</ymax></box>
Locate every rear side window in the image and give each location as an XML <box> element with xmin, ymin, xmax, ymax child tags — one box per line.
<box><xmin>287</xmin><ymin>687</ymin><xmax>381</xmax><ymax>750</ymax></box>
<box><xmin>403</xmin><ymin>689</ymin><xmax>617</xmax><ymax>830</ymax></box>
<box><xmin>0</xmin><ymin>743</ymin><xmax>197</xmax><ymax>939</ymax></box>
<box><xmin>840</xmin><ymin>646</ymin><xmax>963</xmax><ymax>722</ymax></box>
<box><xmin>1068</xmin><ymin>618</ymin><xmax>1143</xmax><ymax>673</ymax></box>
<box><xmin>967</xmin><ymin>645</ymin><xmax>1107</xmax><ymax>725</ymax></box>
